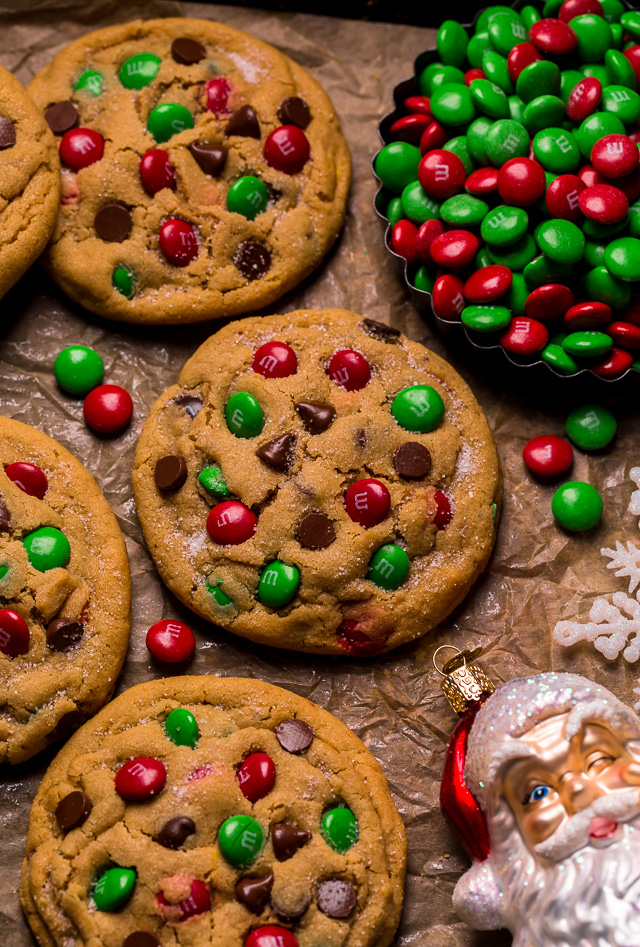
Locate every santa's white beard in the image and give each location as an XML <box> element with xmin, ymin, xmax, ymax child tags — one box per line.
<box><xmin>455</xmin><ymin>791</ymin><xmax>640</xmax><ymax>947</ymax></box>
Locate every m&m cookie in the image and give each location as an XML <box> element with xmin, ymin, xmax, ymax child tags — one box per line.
<box><xmin>20</xmin><ymin>676</ymin><xmax>406</xmax><ymax>947</ymax></box>
<box><xmin>0</xmin><ymin>62</ymin><xmax>59</xmax><ymax>301</ymax></box>
<box><xmin>0</xmin><ymin>417</ymin><xmax>131</xmax><ymax>763</ymax></box>
<box><xmin>27</xmin><ymin>18</ymin><xmax>350</xmax><ymax>324</ymax></box>
<box><xmin>132</xmin><ymin>309</ymin><xmax>501</xmax><ymax>655</ymax></box>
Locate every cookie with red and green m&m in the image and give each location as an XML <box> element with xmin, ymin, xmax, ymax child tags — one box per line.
<box><xmin>20</xmin><ymin>676</ymin><xmax>406</xmax><ymax>947</ymax></box>
<box><xmin>132</xmin><ymin>309</ymin><xmax>501</xmax><ymax>655</ymax></box>
<box><xmin>27</xmin><ymin>18</ymin><xmax>350</xmax><ymax>325</ymax></box>
<box><xmin>0</xmin><ymin>417</ymin><xmax>130</xmax><ymax>764</ymax></box>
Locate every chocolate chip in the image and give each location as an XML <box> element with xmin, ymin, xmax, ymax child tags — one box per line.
<box><xmin>189</xmin><ymin>141</ymin><xmax>227</xmax><ymax>177</ymax></box>
<box><xmin>271</xmin><ymin>822</ymin><xmax>311</xmax><ymax>861</ymax></box>
<box><xmin>174</xmin><ymin>394</ymin><xmax>203</xmax><ymax>418</ymax></box>
<box><xmin>297</xmin><ymin>512</ymin><xmax>335</xmax><ymax>550</ymax></box>
<box><xmin>393</xmin><ymin>442</ymin><xmax>431</xmax><ymax>479</ymax></box>
<box><xmin>122</xmin><ymin>933</ymin><xmax>161</xmax><ymax>947</ymax></box>
<box><xmin>0</xmin><ymin>117</ymin><xmax>15</xmax><ymax>150</ymax></box>
<box><xmin>154</xmin><ymin>455</ymin><xmax>187</xmax><ymax>492</ymax></box>
<box><xmin>235</xmin><ymin>873</ymin><xmax>273</xmax><ymax>914</ymax></box>
<box><xmin>0</xmin><ymin>500</ymin><xmax>10</xmax><ymax>530</ymax></box>
<box><xmin>45</xmin><ymin>100</ymin><xmax>78</xmax><ymax>135</ymax></box>
<box><xmin>277</xmin><ymin>97</ymin><xmax>311</xmax><ymax>129</ymax></box>
<box><xmin>361</xmin><ymin>318</ymin><xmax>400</xmax><ymax>341</ymax></box>
<box><xmin>234</xmin><ymin>240</ymin><xmax>271</xmax><ymax>280</ymax></box>
<box><xmin>94</xmin><ymin>204</ymin><xmax>132</xmax><ymax>243</ymax></box>
<box><xmin>317</xmin><ymin>879</ymin><xmax>357</xmax><ymax>918</ymax></box>
<box><xmin>272</xmin><ymin>893</ymin><xmax>310</xmax><ymax>922</ymax></box>
<box><xmin>55</xmin><ymin>790</ymin><xmax>92</xmax><ymax>831</ymax></box>
<box><xmin>295</xmin><ymin>401</ymin><xmax>336</xmax><ymax>434</ymax></box>
<box><xmin>154</xmin><ymin>816</ymin><xmax>196</xmax><ymax>849</ymax></box>
<box><xmin>171</xmin><ymin>37</ymin><xmax>206</xmax><ymax>64</ymax></box>
<box><xmin>275</xmin><ymin>718</ymin><xmax>314</xmax><ymax>754</ymax></box>
<box><xmin>46</xmin><ymin>618</ymin><xmax>84</xmax><ymax>652</ymax></box>
<box><xmin>51</xmin><ymin>709</ymin><xmax>85</xmax><ymax>740</ymax></box>
<box><xmin>354</xmin><ymin>428</ymin><xmax>367</xmax><ymax>450</ymax></box>
<box><xmin>256</xmin><ymin>433</ymin><xmax>295</xmax><ymax>471</ymax></box>
<box><xmin>225</xmin><ymin>104</ymin><xmax>260</xmax><ymax>139</ymax></box>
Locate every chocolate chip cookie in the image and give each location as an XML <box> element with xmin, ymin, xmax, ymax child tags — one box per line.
<box><xmin>0</xmin><ymin>417</ymin><xmax>131</xmax><ymax>764</ymax></box>
<box><xmin>20</xmin><ymin>675</ymin><xmax>406</xmax><ymax>947</ymax></box>
<box><xmin>27</xmin><ymin>18</ymin><xmax>350</xmax><ymax>324</ymax></box>
<box><xmin>132</xmin><ymin>309</ymin><xmax>501</xmax><ymax>655</ymax></box>
<box><xmin>0</xmin><ymin>62</ymin><xmax>59</xmax><ymax>301</ymax></box>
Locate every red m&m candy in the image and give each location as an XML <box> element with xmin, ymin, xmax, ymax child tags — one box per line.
<box><xmin>545</xmin><ymin>174</ymin><xmax>585</xmax><ymax>222</ymax></box>
<box><xmin>336</xmin><ymin>619</ymin><xmax>386</xmax><ymax>656</ymax></box>
<box><xmin>524</xmin><ymin>284</ymin><xmax>575</xmax><ymax>322</ymax></box>
<box><xmin>591</xmin><ymin>135</ymin><xmax>639</xmax><ymax>179</ymax></box>
<box><xmin>497</xmin><ymin>158</ymin><xmax>546</xmax><ymax>207</ymax></box>
<box><xmin>5</xmin><ymin>462</ymin><xmax>48</xmax><ymax>499</ymax></box>
<box><xmin>418</xmin><ymin>149</ymin><xmax>465</xmax><ymax>199</ymax></box>
<box><xmin>463</xmin><ymin>265</ymin><xmax>511</xmax><ymax>303</ymax></box>
<box><xmin>245</xmin><ymin>927</ymin><xmax>299</xmax><ymax>947</ymax></box>
<box><xmin>607</xmin><ymin>321</ymin><xmax>640</xmax><ymax>349</ymax></box>
<box><xmin>59</xmin><ymin>127</ymin><xmax>104</xmax><ymax>170</ymax></box>
<box><xmin>207</xmin><ymin>501</ymin><xmax>257</xmax><ymax>545</ymax></box>
<box><xmin>115</xmin><ymin>757</ymin><xmax>167</xmax><ymax>801</ymax></box>
<box><xmin>419</xmin><ymin>121</ymin><xmax>448</xmax><ymax>154</ymax></box>
<box><xmin>500</xmin><ymin>317</ymin><xmax>549</xmax><ymax>355</ymax></box>
<box><xmin>404</xmin><ymin>95</ymin><xmax>431</xmax><ymax>116</ymax></box>
<box><xmin>429</xmin><ymin>229</ymin><xmax>479</xmax><ymax>267</ymax></box>
<box><xmin>205</xmin><ymin>77</ymin><xmax>231</xmax><ymax>115</ymax></box>
<box><xmin>237</xmin><ymin>752</ymin><xmax>276</xmax><ymax>802</ymax></box>
<box><xmin>623</xmin><ymin>46</ymin><xmax>640</xmax><ymax>88</ymax></box>
<box><xmin>432</xmin><ymin>274</ymin><xmax>465</xmax><ymax>320</ymax></box>
<box><xmin>567</xmin><ymin>77</ymin><xmax>602</xmax><ymax>124</ymax></box>
<box><xmin>83</xmin><ymin>384</ymin><xmax>133</xmax><ymax>435</ymax></box>
<box><xmin>523</xmin><ymin>435</ymin><xmax>574</xmax><ymax>477</ymax></box>
<box><xmin>264</xmin><ymin>126</ymin><xmax>310</xmax><ymax>174</ymax></box>
<box><xmin>0</xmin><ymin>609</ymin><xmax>29</xmax><ymax>657</ymax></box>
<box><xmin>157</xmin><ymin>878</ymin><xmax>211</xmax><ymax>920</ymax></box>
<box><xmin>592</xmin><ymin>347</ymin><xmax>633</xmax><ymax>377</ymax></box>
<box><xmin>253</xmin><ymin>341</ymin><xmax>297</xmax><ymax>378</ymax></box>
<box><xmin>390</xmin><ymin>113</ymin><xmax>431</xmax><ymax>143</ymax></box>
<box><xmin>344</xmin><ymin>478</ymin><xmax>390</xmax><ymax>528</ymax></box>
<box><xmin>578</xmin><ymin>184</ymin><xmax>628</xmax><ymax>225</ymax></box>
<box><xmin>140</xmin><ymin>148</ymin><xmax>176</xmax><ymax>196</ymax></box>
<box><xmin>529</xmin><ymin>18</ymin><xmax>578</xmax><ymax>56</ymax></box>
<box><xmin>465</xmin><ymin>68</ymin><xmax>486</xmax><ymax>85</ymax></box>
<box><xmin>558</xmin><ymin>0</ymin><xmax>602</xmax><ymax>20</ymax></box>
<box><xmin>328</xmin><ymin>350</ymin><xmax>371</xmax><ymax>391</ymax></box>
<box><xmin>415</xmin><ymin>219</ymin><xmax>445</xmax><ymax>265</ymax></box>
<box><xmin>507</xmin><ymin>43</ymin><xmax>542</xmax><ymax>82</ymax></box>
<box><xmin>465</xmin><ymin>167</ymin><xmax>499</xmax><ymax>196</ymax></box>
<box><xmin>577</xmin><ymin>164</ymin><xmax>603</xmax><ymax>188</ymax></box>
<box><xmin>159</xmin><ymin>218</ymin><xmax>199</xmax><ymax>266</ymax></box>
<box><xmin>563</xmin><ymin>301</ymin><xmax>612</xmax><ymax>329</ymax></box>
<box><xmin>391</xmin><ymin>219</ymin><xmax>417</xmax><ymax>263</ymax></box>
<box><xmin>146</xmin><ymin>619</ymin><xmax>195</xmax><ymax>663</ymax></box>
<box><xmin>433</xmin><ymin>490</ymin><xmax>452</xmax><ymax>530</ymax></box>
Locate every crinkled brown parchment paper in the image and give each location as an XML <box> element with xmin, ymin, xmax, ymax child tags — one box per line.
<box><xmin>1</xmin><ymin>2</ymin><xmax>639</xmax><ymax>945</ymax></box>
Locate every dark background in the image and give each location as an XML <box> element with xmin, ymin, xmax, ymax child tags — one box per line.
<box><xmin>205</xmin><ymin>0</ymin><xmax>480</xmax><ymax>27</ymax></box>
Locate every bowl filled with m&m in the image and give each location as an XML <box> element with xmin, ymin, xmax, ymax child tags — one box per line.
<box><xmin>374</xmin><ymin>0</ymin><xmax>640</xmax><ymax>385</ymax></box>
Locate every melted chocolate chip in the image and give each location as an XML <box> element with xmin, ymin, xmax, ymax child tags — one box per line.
<box><xmin>271</xmin><ymin>822</ymin><xmax>311</xmax><ymax>861</ymax></box>
<box><xmin>361</xmin><ymin>317</ymin><xmax>400</xmax><ymax>341</ymax></box>
<box><xmin>393</xmin><ymin>442</ymin><xmax>432</xmax><ymax>479</ymax></box>
<box><xmin>234</xmin><ymin>240</ymin><xmax>271</xmax><ymax>280</ymax></box>
<box><xmin>235</xmin><ymin>873</ymin><xmax>273</xmax><ymax>914</ymax></box>
<box><xmin>0</xmin><ymin>500</ymin><xmax>10</xmax><ymax>530</ymax></box>
<box><xmin>225</xmin><ymin>104</ymin><xmax>260</xmax><ymax>139</ymax></box>
<box><xmin>256</xmin><ymin>433</ymin><xmax>295</xmax><ymax>471</ymax></box>
<box><xmin>154</xmin><ymin>455</ymin><xmax>188</xmax><ymax>492</ymax></box>
<box><xmin>55</xmin><ymin>790</ymin><xmax>92</xmax><ymax>831</ymax></box>
<box><xmin>295</xmin><ymin>401</ymin><xmax>335</xmax><ymax>434</ymax></box>
<box><xmin>297</xmin><ymin>512</ymin><xmax>335</xmax><ymax>550</ymax></box>
<box><xmin>0</xmin><ymin>117</ymin><xmax>15</xmax><ymax>150</ymax></box>
<box><xmin>94</xmin><ymin>204</ymin><xmax>132</xmax><ymax>243</ymax></box>
<box><xmin>46</xmin><ymin>618</ymin><xmax>84</xmax><ymax>652</ymax></box>
<box><xmin>277</xmin><ymin>96</ymin><xmax>311</xmax><ymax>129</ymax></box>
<box><xmin>51</xmin><ymin>709</ymin><xmax>85</xmax><ymax>740</ymax></box>
<box><xmin>317</xmin><ymin>879</ymin><xmax>357</xmax><ymax>918</ymax></box>
<box><xmin>45</xmin><ymin>100</ymin><xmax>78</xmax><ymax>135</ymax></box>
<box><xmin>122</xmin><ymin>933</ymin><xmax>161</xmax><ymax>947</ymax></box>
<box><xmin>171</xmin><ymin>37</ymin><xmax>206</xmax><ymax>64</ymax></box>
<box><xmin>354</xmin><ymin>428</ymin><xmax>367</xmax><ymax>450</ymax></box>
<box><xmin>154</xmin><ymin>816</ymin><xmax>196</xmax><ymax>849</ymax></box>
<box><xmin>174</xmin><ymin>394</ymin><xmax>203</xmax><ymax>418</ymax></box>
<box><xmin>272</xmin><ymin>893</ymin><xmax>310</xmax><ymax>922</ymax></box>
<box><xmin>189</xmin><ymin>141</ymin><xmax>227</xmax><ymax>177</ymax></box>
<box><xmin>275</xmin><ymin>718</ymin><xmax>314</xmax><ymax>754</ymax></box>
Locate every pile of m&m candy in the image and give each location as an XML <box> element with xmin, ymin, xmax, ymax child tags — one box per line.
<box><xmin>375</xmin><ymin>0</ymin><xmax>640</xmax><ymax>378</ymax></box>
<box><xmin>54</xmin><ymin>344</ymin><xmax>133</xmax><ymax>434</ymax></box>
<box><xmin>522</xmin><ymin>402</ymin><xmax>616</xmax><ymax>528</ymax></box>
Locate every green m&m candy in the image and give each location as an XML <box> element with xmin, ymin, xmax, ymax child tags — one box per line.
<box><xmin>541</xmin><ymin>342</ymin><xmax>579</xmax><ymax>375</ymax></box>
<box><xmin>54</xmin><ymin>345</ymin><xmax>104</xmax><ymax>396</ymax></box>
<box><xmin>628</xmin><ymin>200</ymin><xmax>640</xmax><ymax>237</ymax></box>
<box><xmin>93</xmin><ymin>867</ymin><xmax>136</xmax><ymax>911</ymax></box>
<box><xmin>570</xmin><ymin>14</ymin><xmax>612</xmax><ymax>62</ymax></box>
<box><xmin>431</xmin><ymin>66</ymin><xmax>467</xmax><ymax>91</ymax></box>
<box><xmin>198</xmin><ymin>466</ymin><xmax>230</xmax><ymax>499</ymax></box>
<box><xmin>505</xmin><ymin>272</ymin><xmax>528</xmax><ymax>314</ymax></box>
<box><xmin>476</xmin><ymin>6</ymin><xmax>519</xmax><ymax>33</ymax></box>
<box><xmin>481</xmin><ymin>49</ymin><xmax>514</xmax><ymax>93</ymax></box>
<box><xmin>562</xmin><ymin>330</ymin><xmax>613</xmax><ymax>358</ymax></box>
<box><xmin>532</xmin><ymin>127</ymin><xmax>580</xmax><ymax>172</ymax></box>
<box><xmin>386</xmin><ymin>197</ymin><xmax>403</xmax><ymax>226</ymax></box>
<box><xmin>585</xmin><ymin>240</ymin><xmax>607</xmax><ymax>267</ymax></box>
<box><xmin>581</xmin><ymin>63</ymin><xmax>609</xmax><ymax>84</ymax></box>
<box><xmin>575</xmin><ymin>112</ymin><xmax>625</xmax><ymax>159</ymax></box>
<box><xmin>206</xmin><ymin>574</ymin><xmax>234</xmax><ymax>607</ymax></box>
<box><xmin>604</xmin><ymin>237</ymin><xmax>640</xmax><ymax>281</ymax></box>
<box><xmin>322</xmin><ymin>807</ymin><xmax>359</xmax><ymax>853</ymax></box>
<box><xmin>226</xmin><ymin>176</ymin><xmax>269</xmax><ymax>220</ymax></box>
<box><xmin>367</xmin><ymin>544</ymin><xmax>410</xmax><ymax>591</ymax></box>
<box><xmin>508</xmin><ymin>94</ymin><xmax>526</xmax><ymax>123</ymax></box>
<box><xmin>437</xmin><ymin>20</ymin><xmax>468</xmax><ymax>68</ymax></box>
<box><xmin>601</xmin><ymin>85</ymin><xmax>640</xmax><ymax>124</ymax></box>
<box><xmin>0</xmin><ymin>565</ymin><xmax>8</xmax><ymax>581</ymax></box>
<box><xmin>523</xmin><ymin>254</ymin><xmax>573</xmax><ymax>288</ymax></box>
<box><xmin>488</xmin><ymin>11</ymin><xmax>527</xmax><ymax>55</ymax></box>
<box><xmin>584</xmin><ymin>265</ymin><xmax>632</xmax><ymax>309</ymax></box>
<box><xmin>112</xmin><ymin>264</ymin><xmax>136</xmax><ymax>299</ymax></box>
<box><xmin>147</xmin><ymin>103</ymin><xmax>194</xmax><ymax>143</ymax></box>
<box><xmin>23</xmin><ymin>527</ymin><xmax>70</xmax><ymax>572</ymax></box>
<box><xmin>119</xmin><ymin>52</ymin><xmax>161</xmax><ymax>89</ymax></box>
<box><xmin>461</xmin><ymin>305</ymin><xmax>511</xmax><ymax>333</ymax></box>
<box><xmin>601</xmin><ymin>0</ymin><xmax>625</xmax><ymax>22</ymax></box>
<box><xmin>552</xmin><ymin>481</ymin><xmax>603</xmax><ymax>531</ymax></box>
<box><xmin>560</xmin><ymin>69</ymin><xmax>584</xmax><ymax>103</ymax></box>
<box><xmin>225</xmin><ymin>392</ymin><xmax>263</xmax><ymax>438</ymax></box>
<box><xmin>401</xmin><ymin>181</ymin><xmax>441</xmax><ymax>224</ymax></box>
<box><xmin>440</xmin><ymin>194</ymin><xmax>488</xmax><ymax>227</ymax></box>
<box><xmin>566</xmin><ymin>404</ymin><xmax>617</xmax><ymax>450</ymax></box>
<box><xmin>516</xmin><ymin>61</ymin><xmax>560</xmax><ymax>103</ymax></box>
<box><xmin>470</xmin><ymin>79</ymin><xmax>509</xmax><ymax>118</ymax></box>
<box><xmin>258</xmin><ymin>560</ymin><xmax>300</xmax><ymax>608</ymax></box>
<box><xmin>583</xmin><ymin>216</ymin><xmax>628</xmax><ymax>240</ymax></box>
<box><xmin>467</xmin><ymin>117</ymin><xmax>493</xmax><ymax>164</ymax></box>
<box><xmin>620</xmin><ymin>9</ymin><xmax>640</xmax><ymax>37</ymax></box>
<box><xmin>521</xmin><ymin>5</ymin><xmax>541</xmax><ymax>28</ymax></box>
<box><xmin>481</xmin><ymin>205</ymin><xmax>528</xmax><ymax>246</ymax></box>
<box><xmin>218</xmin><ymin>815</ymin><xmax>264</xmax><ymax>867</ymax></box>
<box><xmin>484</xmin><ymin>119</ymin><xmax>529</xmax><ymax>165</ymax></box>
<box><xmin>467</xmin><ymin>32</ymin><xmax>493</xmax><ymax>69</ymax></box>
<box><xmin>165</xmin><ymin>707</ymin><xmax>199</xmax><ymax>748</ymax></box>
<box><xmin>476</xmin><ymin>247</ymin><xmax>493</xmax><ymax>269</ymax></box>
<box><xmin>374</xmin><ymin>142</ymin><xmax>420</xmax><ymax>192</ymax></box>
<box><xmin>535</xmin><ymin>219</ymin><xmax>585</xmax><ymax>264</ymax></box>
<box><xmin>605</xmin><ymin>49</ymin><xmax>637</xmax><ymax>89</ymax></box>
<box><xmin>413</xmin><ymin>267</ymin><xmax>434</xmax><ymax>293</ymax></box>
<box><xmin>442</xmin><ymin>136</ymin><xmax>475</xmax><ymax>176</ymax></box>
<box><xmin>430</xmin><ymin>84</ymin><xmax>476</xmax><ymax>126</ymax></box>
<box><xmin>522</xmin><ymin>95</ymin><xmax>566</xmax><ymax>135</ymax></box>
<box><xmin>392</xmin><ymin>385</ymin><xmax>444</xmax><ymax>433</ymax></box>
<box><xmin>75</xmin><ymin>69</ymin><xmax>104</xmax><ymax>95</ymax></box>
<box><xmin>488</xmin><ymin>233</ymin><xmax>537</xmax><ymax>269</ymax></box>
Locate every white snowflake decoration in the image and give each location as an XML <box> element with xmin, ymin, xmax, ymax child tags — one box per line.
<box><xmin>630</xmin><ymin>467</ymin><xmax>640</xmax><ymax>520</ymax></box>
<box><xmin>554</xmin><ymin>593</ymin><xmax>640</xmax><ymax>663</ymax></box>
<box><xmin>601</xmin><ymin>541</ymin><xmax>640</xmax><ymax>595</ymax></box>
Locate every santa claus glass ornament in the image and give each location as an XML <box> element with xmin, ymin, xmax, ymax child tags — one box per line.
<box><xmin>436</xmin><ymin>646</ymin><xmax>640</xmax><ymax>946</ymax></box>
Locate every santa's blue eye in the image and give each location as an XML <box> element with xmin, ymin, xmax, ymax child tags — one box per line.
<box><xmin>527</xmin><ymin>785</ymin><xmax>550</xmax><ymax>804</ymax></box>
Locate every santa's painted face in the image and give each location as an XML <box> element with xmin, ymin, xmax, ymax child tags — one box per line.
<box><xmin>501</xmin><ymin>712</ymin><xmax>640</xmax><ymax>855</ymax></box>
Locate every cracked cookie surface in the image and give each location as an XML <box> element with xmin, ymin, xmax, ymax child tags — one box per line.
<box><xmin>0</xmin><ymin>62</ymin><xmax>59</xmax><ymax>301</ymax></box>
<box><xmin>20</xmin><ymin>675</ymin><xmax>406</xmax><ymax>947</ymax></box>
<box><xmin>0</xmin><ymin>417</ymin><xmax>131</xmax><ymax>764</ymax></box>
<box><xmin>27</xmin><ymin>17</ymin><xmax>350</xmax><ymax>325</ymax></box>
<box><xmin>132</xmin><ymin>309</ymin><xmax>501</xmax><ymax>655</ymax></box>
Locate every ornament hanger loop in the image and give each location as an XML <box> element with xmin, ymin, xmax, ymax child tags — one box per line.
<box><xmin>433</xmin><ymin>645</ymin><xmax>464</xmax><ymax>677</ymax></box>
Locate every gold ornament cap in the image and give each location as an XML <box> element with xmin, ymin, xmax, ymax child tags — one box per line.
<box><xmin>433</xmin><ymin>646</ymin><xmax>495</xmax><ymax>715</ymax></box>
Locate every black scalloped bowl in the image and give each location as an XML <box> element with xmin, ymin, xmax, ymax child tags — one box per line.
<box><xmin>373</xmin><ymin>3</ymin><xmax>640</xmax><ymax>396</ymax></box>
